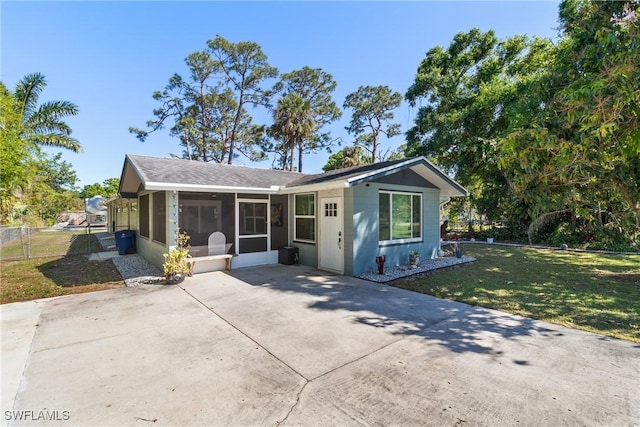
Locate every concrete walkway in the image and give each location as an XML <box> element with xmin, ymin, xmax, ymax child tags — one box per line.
<box><xmin>2</xmin><ymin>265</ymin><xmax>638</xmax><ymax>426</ymax></box>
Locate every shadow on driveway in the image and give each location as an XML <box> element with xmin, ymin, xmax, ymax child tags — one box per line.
<box><xmin>227</xmin><ymin>266</ymin><xmax>572</xmax><ymax>361</ymax></box>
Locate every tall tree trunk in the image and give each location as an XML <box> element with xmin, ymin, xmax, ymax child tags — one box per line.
<box><xmin>371</xmin><ymin>134</ymin><xmax>378</xmax><ymax>164</ymax></box>
<box><xmin>228</xmin><ymin>89</ymin><xmax>245</xmax><ymax>164</ymax></box>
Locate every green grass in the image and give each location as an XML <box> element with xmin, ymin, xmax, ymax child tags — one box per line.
<box><xmin>1</xmin><ymin>232</ymin><xmax>123</xmax><ymax>304</ymax></box>
<box><xmin>393</xmin><ymin>245</ymin><xmax>640</xmax><ymax>342</ymax></box>
<box><xmin>1</xmin><ymin>230</ymin><xmax>103</xmax><ymax>259</ymax></box>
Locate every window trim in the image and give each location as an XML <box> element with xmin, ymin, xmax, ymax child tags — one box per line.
<box><xmin>294</xmin><ymin>192</ymin><xmax>316</xmax><ymax>243</ymax></box>
<box><xmin>378</xmin><ymin>190</ymin><xmax>422</xmax><ymax>244</ymax></box>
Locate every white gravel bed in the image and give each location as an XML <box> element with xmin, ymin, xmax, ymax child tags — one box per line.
<box><xmin>357</xmin><ymin>256</ymin><xmax>476</xmax><ymax>283</ymax></box>
<box><xmin>111</xmin><ymin>254</ymin><xmax>165</xmax><ymax>287</ymax></box>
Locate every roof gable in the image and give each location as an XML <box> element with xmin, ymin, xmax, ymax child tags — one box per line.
<box><xmin>284</xmin><ymin>157</ymin><xmax>468</xmax><ymax>197</ymax></box>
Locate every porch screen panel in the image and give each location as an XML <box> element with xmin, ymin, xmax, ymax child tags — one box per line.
<box><xmin>139</xmin><ymin>195</ymin><xmax>149</xmax><ymax>238</ymax></box>
<box><xmin>178</xmin><ymin>195</ymin><xmax>222</xmax><ymax>247</ymax></box>
<box><xmin>152</xmin><ymin>192</ymin><xmax>166</xmax><ymax>244</ymax></box>
<box><xmin>239</xmin><ymin>237</ymin><xmax>268</xmax><ymax>253</ymax></box>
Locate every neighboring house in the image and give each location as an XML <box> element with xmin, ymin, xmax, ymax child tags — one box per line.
<box><xmin>108</xmin><ymin>154</ymin><xmax>467</xmax><ymax>276</ymax></box>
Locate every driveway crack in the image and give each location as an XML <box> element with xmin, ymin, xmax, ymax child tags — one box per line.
<box><xmin>179</xmin><ymin>286</ymin><xmax>308</xmax><ymax>381</ymax></box>
<box><xmin>274</xmin><ymin>381</ymin><xmax>308</xmax><ymax>426</ymax></box>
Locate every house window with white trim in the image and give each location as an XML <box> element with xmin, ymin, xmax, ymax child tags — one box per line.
<box><xmin>294</xmin><ymin>193</ymin><xmax>315</xmax><ymax>242</ymax></box>
<box><xmin>379</xmin><ymin>191</ymin><xmax>422</xmax><ymax>243</ymax></box>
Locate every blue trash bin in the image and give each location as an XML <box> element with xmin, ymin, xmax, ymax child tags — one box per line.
<box><xmin>115</xmin><ymin>230</ymin><xmax>136</xmax><ymax>255</ymax></box>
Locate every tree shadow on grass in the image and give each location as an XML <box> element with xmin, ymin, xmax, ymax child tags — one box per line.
<box><xmin>66</xmin><ymin>232</ymin><xmax>103</xmax><ymax>255</ymax></box>
<box><xmin>36</xmin><ymin>255</ymin><xmax>123</xmax><ymax>287</ymax></box>
<box><xmin>401</xmin><ymin>245</ymin><xmax>640</xmax><ymax>342</ymax></box>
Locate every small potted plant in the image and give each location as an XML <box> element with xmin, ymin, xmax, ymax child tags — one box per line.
<box><xmin>163</xmin><ymin>230</ymin><xmax>192</xmax><ymax>284</ymax></box>
<box><xmin>409</xmin><ymin>250</ymin><xmax>420</xmax><ymax>267</ymax></box>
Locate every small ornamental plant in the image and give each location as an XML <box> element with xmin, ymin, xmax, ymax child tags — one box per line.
<box><xmin>163</xmin><ymin>230</ymin><xmax>192</xmax><ymax>283</ymax></box>
<box><xmin>409</xmin><ymin>250</ymin><xmax>420</xmax><ymax>267</ymax></box>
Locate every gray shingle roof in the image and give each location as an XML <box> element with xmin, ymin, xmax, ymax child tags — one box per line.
<box><xmin>122</xmin><ymin>154</ymin><xmax>466</xmax><ymax>197</ymax></box>
<box><xmin>126</xmin><ymin>155</ymin><xmax>305</xmax><ymax>189</ymax></box>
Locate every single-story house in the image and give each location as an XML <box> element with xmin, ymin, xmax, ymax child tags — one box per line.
<box><xmin>107</xmin><ymin>154</ymin><xmax>467</xmax><ymax>276</ymax></box>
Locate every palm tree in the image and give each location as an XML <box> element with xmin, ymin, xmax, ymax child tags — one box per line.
<box><xmin>14</xmin><ymin>73</ymin><xmax>81</xmax><ymax>152</ymax></box>
<box><xmin>270</xmin><ymin>92</ymin><xmax>314</xmax><ymax>172</ymax></box>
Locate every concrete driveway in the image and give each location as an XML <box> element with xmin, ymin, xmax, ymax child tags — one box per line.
<box><xmin>2</xmin><ymin>265</ymin><xmax>638</xmax><ymax>426</ymax></box>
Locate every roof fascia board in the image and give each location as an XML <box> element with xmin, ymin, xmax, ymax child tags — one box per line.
<box><xmin>279</xmin><ymin>180</ymin><xmax>348</xmax><ymax>194</ymax></box>
<box><xmin>144</xmin><ymin>181</ymin><xmax>280</xmax><ymax>194</ymax></box>
<box><xmin>118</xmin><ymin>155</ymin><xmax>146</xmax><ymax>195</ymax></box>
<box><xmin>119</xmin><ymin>192</ymin><xmax>139</xmax><ymax>199</ymax></box>
<box><xmin>416</xmin><ymin>161</ymin><xmax>469</xmax><ymax>197</ymax></box>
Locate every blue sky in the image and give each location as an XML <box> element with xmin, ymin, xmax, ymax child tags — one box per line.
<box><xmin>2</xmin><ymin>1</ymin><xmax>561</xmax><ymax>186</ymax></box>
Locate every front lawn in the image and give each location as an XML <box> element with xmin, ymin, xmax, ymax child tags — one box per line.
<box><xmin>1</xmin><ymin>231</ymin><xmax>124</xmax><ymax>304</ymax></box>
<box><xmin>1</xmin><ymin>255</ymin><xmax>124</xmax><ymax>304</ymax></box>
<box><xmin>393</xmin><ymin>245</ymin><xmax>640</xmax><ymax>342</ymax></box>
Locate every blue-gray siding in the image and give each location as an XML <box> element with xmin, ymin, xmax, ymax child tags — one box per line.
<box><xmin>350</xmin><ymin>182</ymin><xmax>440</xmax><ymax>276</ymax></box>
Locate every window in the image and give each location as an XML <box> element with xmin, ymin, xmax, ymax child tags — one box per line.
<box><xmin>324</xmin><ymin>202</ymin><xmax>337</xmax><ymax>217</ymax></box>
<box><xmin>240</xmin><ymin>202</ymin><xmax>266</xmax><ymax>235</ymax></box>
<box><xmin>139</xmin><ymin>194</ymin><xmax>149</xmax><ymax>238</ymax></box>
<box><xmin>152</xmin><ymin>192</ymin><xmax>166</xmax><ymax>244</ymax></box>
<box><xmin>294</xmin><ymin>193</ymin><xmax>315</xmax><ymax>242</ymax></box>
<box><xmin>379</xmin><ymin>191</ymin><xmax>422</xmax><ymax>243</ymax></box>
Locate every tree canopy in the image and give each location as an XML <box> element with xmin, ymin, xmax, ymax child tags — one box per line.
<box><xmin>344</xmin><ymin>85</ymin><xmax>403</xmax><ymax>163</ymax></box>
<box><xmin>79</xmin><ymin>178</ymin><xmax>120</xmax><ymax>199</ymax></box>
<box><xmin>268</xmin><ymin>92</ymin><xmax>315</xmax><ymax>172</ymax></box>
<box><xmin>130</xmin><ymin>36</ymin><xmax>276</xmax><ymax>164</ymax></box>
<box><xmin>268</xmin><ymin>67</ymin><xmax>342</xmax><ymax>172</ymax></box>
<box><xmin>322</xmin><ymin>145</ymin><xmax>369</xmax><ymax>171</ymax></box>
<box><xmin>405</xmin><ymin>0</ymin><xmax>639</xmax><ymax>249</ymax></box>
<box><xmin>13</xmin><ymin>73</ymin><xmax>81</xmax><ymax>153</ymax></box>
<box><xmin>1</xmin><ymin>74</ymin><xmax>83</xmax><ymax>225</ymax></box>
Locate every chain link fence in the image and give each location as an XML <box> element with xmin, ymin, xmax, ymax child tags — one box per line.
<box><xmin>0</xmin><ymin>226</ymin><xmax>111</xmax><ymax>261</ymax></box>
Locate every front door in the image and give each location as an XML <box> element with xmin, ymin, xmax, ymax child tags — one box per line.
<box><xmin>319</xmin><ymin>197</ymin><xmax>343</xmax><ymax>273</ymax></box>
